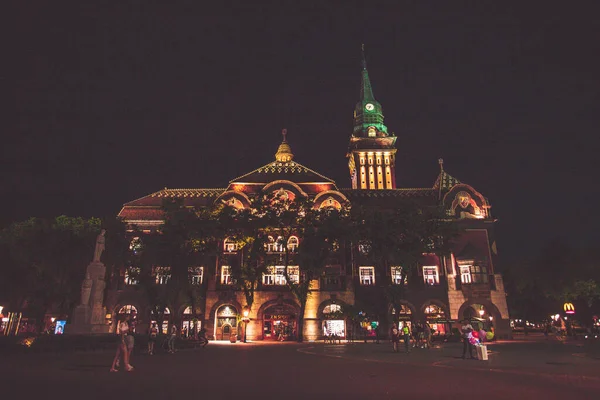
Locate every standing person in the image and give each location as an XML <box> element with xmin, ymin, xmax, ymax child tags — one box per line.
<box><xmin>401</xmin><ymin>322</ymin><xmax>411</xmax><ymax>354</ymax></box>
<box><xmin>390</xmin><ymin>323</ymin><xmax>400</xmax><ymax>353</ymax></box>
<box><xmin>198</xmin><ymin>326</ymin><xmax>208</xmax><ymax>348</ymax></box>
<box><xmin>110</xmin><ymin>315</ymin><xmax>134</xmax><ymax>372</ymax></box>
<box><xmin>168</xmin><ymin>323</ymin><xmax>177</xmax><ymax>353</ymax></box>
<box><xmin>125</xmin><ymin>328</ymin><xmax>135</xmax><ymax>364</ymax></box>
<box><xmin>423</xmin><ymin>322</ymin><xmax>432</xmax><ymax>349</ymax></box>
<box><xmin>148</xmin><ymin>322</ymin><xmax>158</xmax><ymax>355</ymax></box>
<box><xmin>461</xmin><ymin>319</ymin><xmax>475</xmax><ymax>359</ymax></box>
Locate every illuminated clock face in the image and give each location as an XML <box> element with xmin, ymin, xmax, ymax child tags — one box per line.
<box><xmin>365</xmin><ymin>103</ymin><xmax>374</xmax><ymax>111</ymax></box>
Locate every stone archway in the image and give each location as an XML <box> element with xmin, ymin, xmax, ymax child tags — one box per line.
<box><xmin>257</xmin><ymin>298</ymin><xmax>300</xmax><ymax>341</ymax></box>
<box><xmin>213</xmin><ymin>304</ymin><xmax>239</xmax><ymax>341</ymax></box>
<box><xmin>317</xmin><ymin>299</ymin><xmax>350</xmax><ymax>340</ymax></box>
<box><xmin>420</xmin><ymin>300</ymin><xmax>451</xmax><ymax>335</ymax></box>
<box><xmin>457</xmin><ymin>299</ymin><xmax>510</xmax><ymax>339</ymax></box>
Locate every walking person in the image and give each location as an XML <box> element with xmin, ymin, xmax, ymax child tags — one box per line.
<box><xmin>401</xmin><ymin>322</ymin><xmax>411</xmax><ymax>354</ymax></box>
<box><xmin>110</xmin><ymin>315</ymin><xmax>134</xmax><ymax>372</ymax></box>
<box><xmin>390</xmin><ymin>323</ymin><xmax>400</xmax><ymax>353</ymax></box>
<box><xmin>168</xmin><ymin>323</ymin><xmax>177</xmax><ymax>353</ymax></box>
<box><xmin>461</xmin><ymin>319</ymin><xmax>476</xmax><ymax>359</ymax></box>
<box><xmin>148</xmin><ymin>322</ymin><xmax>158</xmax><ymax>355</ymax></box>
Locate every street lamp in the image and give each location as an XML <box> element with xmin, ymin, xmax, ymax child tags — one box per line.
<box><xmin>242</xmin><ymin>309</ymin><xmax>250</xmax><ymax>343</ymax></box>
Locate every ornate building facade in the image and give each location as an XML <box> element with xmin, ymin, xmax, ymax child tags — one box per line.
<box><xmin>108</xmin><ymin>54</ymin><xmax>510</xmax><ymax>341</ymax></box>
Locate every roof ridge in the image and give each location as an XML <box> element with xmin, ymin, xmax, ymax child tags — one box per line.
<box><xmin>229</xmin><ymin>159</ymin><xmax>335</xmax><ymax>183</ymax></box>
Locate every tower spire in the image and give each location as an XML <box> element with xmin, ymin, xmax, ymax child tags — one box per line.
<box><xmin>348</xmin><ymin>49</ymin><xmax>397</xmax><ymax>190</ymax></box>
<box><xmin>360</xmin><ymin>44</ymin><xmax>375</xmax><ymax>101</ymax></box>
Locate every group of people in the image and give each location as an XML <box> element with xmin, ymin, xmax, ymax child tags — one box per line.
<box><xmin>390</xmin><ymin>321</ymin><xmax>432</xmax><ymax>353</ymax></box>
<box><xmin>110</xmin><ymin>315</ymin><xmax>209</xmax><ymax>372</ymax></box>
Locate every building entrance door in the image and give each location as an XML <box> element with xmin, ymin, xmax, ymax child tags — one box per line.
<box><xmin>262</xmin><ymin>305</ymin><xmax>297</xmax><ymax>341</ymax></box>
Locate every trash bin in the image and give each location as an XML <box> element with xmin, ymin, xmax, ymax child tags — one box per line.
<box><xmin>476</xmin><ymin>344</ymin><xmax>488</xmax><ymax>360</ymax></box>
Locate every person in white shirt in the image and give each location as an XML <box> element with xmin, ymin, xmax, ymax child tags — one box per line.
<box><xmin>461</xmin><ymin>319</ymin><xmax>475</xmax><ymax>359</ymax></box>
<box><xmin>110</xmin><ymin>315</ymin><xmax>134</xmax><ymax>372</ymax></box>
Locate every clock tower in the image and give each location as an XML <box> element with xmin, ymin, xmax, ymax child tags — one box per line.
<box><xmin>347</xmin><ymin>46</ymin><xmax>397</xmax><ymax>190</ymax></box>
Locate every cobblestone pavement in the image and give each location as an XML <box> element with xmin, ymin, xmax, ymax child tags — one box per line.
<box><xmin>1</xmin><ymin>339</ymin><xmax>598</xmax><ymax>400</ymax></box>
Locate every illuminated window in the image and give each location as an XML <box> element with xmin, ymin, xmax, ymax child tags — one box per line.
<box><xmin>459</xmin><ymin>264</ymin><xmax>488</xmax><ymax>284</ymax></box>
<box><xmin>266</xmin><ymin>236</ymin><xmax>283</xmax><ymax>253</ymax></box>
<box><xmin>263</xmin><ymin>266</ymin><xmax>299</xmax><ymax>285</ymax></box>
<box><xmin>118</xmin><ymin>305</ymin><xmax>138</xmax><ymax>315</ymax></box>
<box><xmin>274</xmin><ymin>266</ymin><xmax>286</xmax><ymax>285</ymax></box>
<box><xmin>368</xmin><ymin>126</ymin><xmax>376</xmax><ymax>137</ymax></box>
<box><xmin>459</xmin><ymin>265</ymin><xmax>472</xmax><ymax>284</ymax></box>
<box><xmin>221</xmin><ymin>266</ymin><xmax>232</xmax><ymax>285</ymax></box>
<box><xmin>189</xmin><ymin>266</ymin><xmax>203</xmax><ymax>285</ymax></box>
<box><xmin>423</xmin><ymin>266</ymin><xmax>439</xmax><ymax>285</ymax></box>
<box><xmin>129</xmin><ymin>237</ymin><xmax>143</xmax><ymax>254</ymax></box>
<box><xmin>124</xmin><ymin>266</ymin><xmax>140</xmax><ymax>285</ymax></box>
<box><xmin>287</xmin><ymin>236</ymin><xmax>299</xmax><ymax>252</ymax></box>
<box><xmin>287</xmin><ymin>266</ymin><xmax>300</xmax><ymax>284</ymax></box>
<box><xmin>390</xmin><ymin>266</ymin><xmax>406</xmax><ymax>285</ymax></box>
<box><xmin>359</xmin><ymin>266</ymin><xmax>375</xmax><ymax>285</ymax></box>
<box><xmin>323</xmin><ymin>304</ymin><xmax>342</xmax><ymax>314</ymax></box>
<box><xmin>275</xmin><ymin>236</ymin><xmax>284</xmax><ymax>253</ymax></box>
<box><xmin>154</xmin><ymin>266</ymin><xmax>171</xmax><ymax>285</ymax></box>
<box><xmin>424</xmin><ymin>304</ymin><xmax>444</xmax><ymax>317</ymax></box>
<box><xmin>263</xmin><ymin>266</ymin><xmax>275</xmax><ymax>285</ymax></box>
<box><xmin>223</xmin><ymin>237</ymin><xmax>238</xmax><ymax>253</ymax></box>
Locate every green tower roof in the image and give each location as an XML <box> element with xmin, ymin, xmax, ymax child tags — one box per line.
<box><xmin>353</xmin><ymin>45</ymin><xmax>389</xmax><ymax>138</ymax></box>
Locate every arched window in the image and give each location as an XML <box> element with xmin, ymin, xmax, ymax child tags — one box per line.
<box><xmin>424</xmin><ymin>304</ymin><xmax>444</xmax><ymax>317</ymax></box>
<box><xmin>124</xmin><ymin>266</ymin><xmax>140</xmax><ymax>285</ymax></box>
<box><xmin>323</xmin><ymin>304</ymin><xmax>342</xmax><ymax>314</ymax></box>
<box><xmin>319</xmin><ymin>197</ymin><xmax>342</xmax><ymax>210</ymax></box>
<box><xmin>183</xmin><ymin>306</ymin><xmax>193</xmax><ymax>315</ymax></box>
<box><xmin>266</xmin><ymin>236</ymin><xmax>276</xmax><ymax>253</ymax></box>
<box><xmin>223</xmin><ymin>237</ymin><xmax>238</xmax><ymax>253</ymax></box>
<box><xmin>129</xmin><ymin>237</ymin><xmax>143</xmax><ymax>254</ymax></box>
<box><xmin>287</xmin><ymin>236</ymin><xmax>299</xmax><ymax>252</ymax></box>
<box><xmin>118</xmin><ymin>305</ymin><xmax>138</xmax><ymax>315</ymax></box>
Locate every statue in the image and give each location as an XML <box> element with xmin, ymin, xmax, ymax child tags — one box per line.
<box><xmin>80</xmin><ymin>273</ymin><xmax>92</xmax><ymax>306</ymax></box>
<box><xmin>93</xmin><ymin>229</ymin><xmax>106</xmax><ymax>262</ymax></box>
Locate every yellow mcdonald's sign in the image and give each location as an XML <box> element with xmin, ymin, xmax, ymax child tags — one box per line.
<box><xmin>563</xmin><ymin>303</ymin><xmax>575</xmax><ymax>314</ymax></box>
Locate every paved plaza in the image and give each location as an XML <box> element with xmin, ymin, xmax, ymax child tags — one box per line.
<box><xmin>1</xmin><ymin>337</ymin><xmax>598</xmax><ymax>400</ymax></box>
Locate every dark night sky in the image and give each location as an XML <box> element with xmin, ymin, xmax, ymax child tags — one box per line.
<box><xmin>5</xmin><ymin>1</ymin><xmax>600</xmax><ymax>265</ymax></box>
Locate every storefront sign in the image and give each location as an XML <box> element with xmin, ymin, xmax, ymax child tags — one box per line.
<box><xmin>563</xmin><ymin>303</ymin><xmax>575</xmax><ymax>314</ymax></box>
<box><xmin>267</xmin><ymin>314</ymin><xmax>291</xmax><ymax>320</ymax></box>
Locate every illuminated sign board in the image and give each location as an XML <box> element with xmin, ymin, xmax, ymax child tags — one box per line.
<box><xmin>563</xmin><ymin>303</ymin><xmax>575</xmax><ymax>314</ymax></box>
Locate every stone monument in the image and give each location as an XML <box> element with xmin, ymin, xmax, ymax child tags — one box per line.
<box><xmin>69</xmin><ymin>229</ymin><xmax>110</xmax><ymax>333</ymax></box>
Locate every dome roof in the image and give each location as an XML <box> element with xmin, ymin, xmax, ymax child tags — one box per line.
<box><xmin>275</xmin><ymin>129</ymin><xmax>294</xmax><ymax>162</ymax></box>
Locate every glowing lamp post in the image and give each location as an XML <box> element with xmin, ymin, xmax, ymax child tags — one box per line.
<box><xmin>242</xmin><ymin>309</ymin><xmax>250</xmax><ymax>343</ymax></box>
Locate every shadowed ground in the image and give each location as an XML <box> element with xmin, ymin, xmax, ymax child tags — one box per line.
<box><xmin>1</xmin><ymin>338</ymin><xmax>598</xmax><ymax>400</ymax></box>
